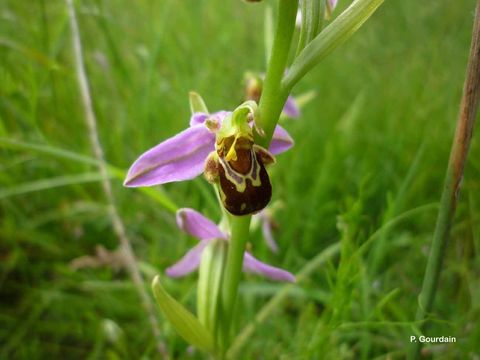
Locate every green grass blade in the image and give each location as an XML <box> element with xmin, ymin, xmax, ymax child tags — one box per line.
<box><xmin>283</xmin><ymin>0</ymin><xmax>385</xmax><ymax>90</ymax></box>
<box><xmin>0</xmin><ymin>172</ymin><xmax>108</xmax><ymax>199</ymax></box>
<box><xmin>0</xmin><ymin>138</ymin><xmax>178</xmax><ymax>213</ymax></box>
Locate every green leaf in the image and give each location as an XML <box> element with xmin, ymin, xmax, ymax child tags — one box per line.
<box><xmin>284</xmin><ymin>0</ymin><xmax>385</xmax><ymax>90</ymax></box>
<box><xmin>151</xmin><ymin>276</ymin><xmax>215</xmax><ymax>353</ymax></box>
<box><xmin>189</xmin><ymin>91</ymin><xmax>209</xmax><ymax>114</ymax></box>
<box><xmin>295</xmin><ymin>0</ymin><xmax>325</xmax><ymax>56</ymax></box>
<box><xmin>296</xmin><ymin>0</ymin><xmax>308</xmax><ymax>56</ymax></box>
<box><xmin>197</xmin><ymin>240</ymin><xmax>227</xmax><ymax>336</ymax></box>
<box><xmin>305</xmin><ymin>0</ymin><xmax>321</xmax><ymax>44</ymax></box>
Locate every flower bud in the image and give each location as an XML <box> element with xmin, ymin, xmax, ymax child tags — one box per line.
<box><xmin>244</xmin><ymin>72</ymin><xmax>263</xmax><ymax>103</ymax></box>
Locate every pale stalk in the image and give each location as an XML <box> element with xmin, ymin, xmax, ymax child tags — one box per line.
<box><xmin>409</xmin><ymin>1</ymin><xmax>480</xmax><ymax>358</ymax></box>
<box><xmin>65</xmin><ymin>0</ymin><xmax>168</xmax><ymax>357</ymax></box>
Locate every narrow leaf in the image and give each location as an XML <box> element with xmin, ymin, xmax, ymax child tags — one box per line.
<box><xmin>306</xmin><ymin>0</ymin><xmax>321</xmax><ymax>44</ymax></box>
<box><xmin>284</xmin><ymin>0</ymin><xmax>384</xmax><ymax>90</ymax></box>
<box><xmin>197</xmin><ymin>240</ymin><xmax>227</xmax><ymax>336</ymax></box>
<box><xmin>151</xmin><ymin>276</ymin><xmax>215</xmax><ymax>352</ymax></box>
<box><xmin>189</xmin><ymin>91</ymin><xmax>209</xmax><ymax>114</ymax></box>
<box><xmin>295</xmin><ymin>0</ymin><xmax>308</xmax><ymax>56</ymax></box>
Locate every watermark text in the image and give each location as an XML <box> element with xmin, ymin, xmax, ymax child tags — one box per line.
<box><xmin>409</xmin><ymin>335</ymin><xmax>456</xmax><ymax>343</ymax></box>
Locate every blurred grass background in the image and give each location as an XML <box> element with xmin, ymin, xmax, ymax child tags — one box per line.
<box><xmin>1</xmin><ymin>0</ymin><xmax>479</xmax><ymax>358</ymax></box>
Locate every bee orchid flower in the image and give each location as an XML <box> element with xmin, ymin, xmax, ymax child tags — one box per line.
<box><xmin>166</xmin><ymin>208</ymin><xmax>295</xmax><ymax>282</ymax></box>
<box><xmin>124</xmin><ymin>109</ymin><xmax>293</xmax><ymax>187</ymax></box>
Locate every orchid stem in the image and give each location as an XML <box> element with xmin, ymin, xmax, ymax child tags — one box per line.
<box><xmin>409</xmin><ymin>1</ymin><xmax>480</xmax><ymax>358</ymax></box>
<box><xmin>220</xmin><ymin>215</ymin><xmax>251</xmax><ymax>352</ymax></box>
<box><xmin>256</xmin><ymin>0</ymin><xmax>298</xmax><ymax>148</ymax></box>
<box><xmin>217</xmin><ymin>1</ymin><xmax>298</xmax><ymax>354</ymax></box>
<box><xmin>215</xmin><ymin>1</ymin><xmax>298</xmax><ymax>353</ymax></box>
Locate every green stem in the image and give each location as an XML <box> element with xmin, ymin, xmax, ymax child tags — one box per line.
<box><xmin>217</xmin><ymin>1</ymin><xmax>298</xmax><ymax>353</ymax></box>
<box><xmin>220</xmin><ymin>215</ymin><xmax>251</xmax><ymax>351</ymax></box>
<box><xmin>255</xmin><ymin>0</ymin><xmax>298</xmax><ymax>148</ymax></box>
<box><xmin>409</xmin><ymin>1</ymin><xmax>480</xmax><ymax>358</ymax></box>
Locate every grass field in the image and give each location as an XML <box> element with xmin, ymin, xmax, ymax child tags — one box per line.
<box><xmin>1</xmin><ymin>0</ymin><xmax>479</xmax><ymax>358</ymax></box>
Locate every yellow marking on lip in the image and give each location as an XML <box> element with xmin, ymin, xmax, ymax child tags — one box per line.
<box><xmin>219</xmin><ymin>158</ymin><xmax>247</xmax><ymax>193</ymax></box>
<box><xmin>219</xmin><ymin>150</ymin><xmax>263</xmax><ymax>194</ymax></box>
<box><xmin>225</xmin><ymin>136</ymin><xmax>238</xmax><ymax>162</ymax></box>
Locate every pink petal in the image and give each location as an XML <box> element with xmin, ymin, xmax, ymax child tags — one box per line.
<box><xmin>243</xmin><ymin>253</ymin><xmax>295</xmax><ymax>282</ymax></box>
<box><xmin>165</xmin><ymin>240</ymin><xmax>211</xmax><ymax>277</ymax></box>
<box><xmin>189</xmin><ymin>111</ymin><xmax>231</xmax><ymax>127</ymax></box>
<box><xmin>282</xmin><ymin>96</ymin><xmax>300</xmax><ymax>118</ymax></box>
<box><xmin>269</xmin><ymin>124</ymin><xmax>294</xmax><ymax>155</ymax></box>
<box><xmin>176</xmin><ymin>208</ymin><xmax>227</xmax><ymax>240</ymax></box>
<box><xmin>262</xmin><ymin>218</ymin><xmax>279</xmax><ymax>253</ymax></box>
<box><xmin>189</xmin><ymin>113</ymin><xmax>209</xmax><ymax>127</ymax></box>
<box><xmin>328</xmin><ymin>0</ymin><xmax>338</xmax><ymax>11</ymax></box>
<box><xmin>124</xmin><ymin>125</ymin><xmax>215</xmax><ymax>187</ymax></box>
